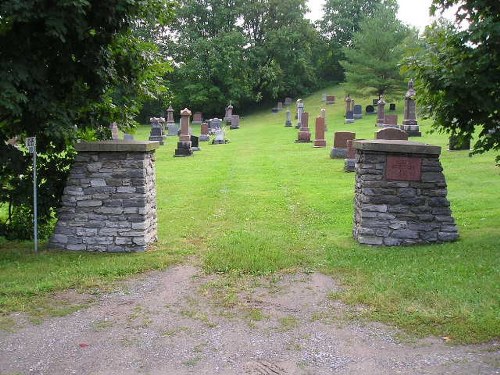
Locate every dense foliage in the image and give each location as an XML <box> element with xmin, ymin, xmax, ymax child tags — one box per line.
<box><xmin>163</xmin><ymin>0</ymin><xmax>321</xmax><ymax>116</ymax></box>
<box><xmin>404</xmin><ymin>0</ymin><xmax>500</xmax><ymax>161</ymax></box>
<box><xmin>0</xmin><ymin>0</ymin><xmax>174</xmax><ymax>238</ymax></box>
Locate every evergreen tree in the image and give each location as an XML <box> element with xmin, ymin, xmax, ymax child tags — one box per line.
<box><xmin>340</xmin><ymin>5</ymin><xmax>410</xmax><ymax>97</ymax></box>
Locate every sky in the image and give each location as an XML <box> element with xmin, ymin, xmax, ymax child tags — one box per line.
<box><xmin>306</xmin><ymin>0</ymin><xmax>456</xmax><ymax>31</ymax></box>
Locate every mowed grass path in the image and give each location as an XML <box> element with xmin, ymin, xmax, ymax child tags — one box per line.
<box><xmin>1</xmin><ymin>86</ymin><xmax>499</xmax><ymax>343</ymax></box>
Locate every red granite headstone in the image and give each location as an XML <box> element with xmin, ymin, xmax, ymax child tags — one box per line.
<box><xmin>333</xmin><ymin>131</ymin><xmax>356</xmax><ymax>148</ymax></box>
<box><xmin>192</xmin><ymin>112</ymin><xmax>203</xmax><ymax>123</ymax></box>
<box><xmin>314</xmin><ymin>117</ymin><xmax>326</xmax><ymax>147</ymax></box>
<box><xmin>384</xmin><ymin>114</ymin><xmax>398</xmax><ymax>127</ymax></box>
<box><xmin>376</xmin><ymin>127</ymin><xmax>408</xmax><ymax>140</ymax></box>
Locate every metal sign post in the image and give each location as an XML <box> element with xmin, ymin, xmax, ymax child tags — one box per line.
<box><xmin>25</xmin><ymin>137</ymin><xmax>38</xmax><ymax>253</ymax></box>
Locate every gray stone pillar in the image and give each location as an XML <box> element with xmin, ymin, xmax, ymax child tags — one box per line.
<box><xmin>285</xmin><ymin>109</ymin><xmax>292</xmax><ymax>127</ymax></box>
<box><xmin>50</xmin><ymin>141</ymin><xmax>159</xmax><ymax>252</ymax></box>
<box><xmin>353</xmin><ymin>140</ymin><xmax>458</xmax><ymax>246</ymax></box>
<box><xmin>296</xmin><ymin>99</ymin><xmax>304</xmax><ymax>129</ymax></box>
<box><xmin>402</xmin><ymin>79</ymin><xmax>421</xmax><ymax>136</ymax></box>
<box><xmin>377</xmin><ymin>96</ymin><xmax>386</xmax><ymax>127</ymax></box>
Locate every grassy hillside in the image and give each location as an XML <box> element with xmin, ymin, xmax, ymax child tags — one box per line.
<box><xmin>1</xmin><ymin>86</ymin><xmax>499</xmax><ymax>343</ymax></box>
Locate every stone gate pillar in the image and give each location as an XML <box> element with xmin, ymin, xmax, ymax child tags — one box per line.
<box><xmin>353</xmin><ymin>140</ymin><xmax>458</xmax><ymax>246</ymax></box>
<box><xmin>49</xmin><ymin>141</ymin><xmax>159</xmax><ymax>252</ymax></box>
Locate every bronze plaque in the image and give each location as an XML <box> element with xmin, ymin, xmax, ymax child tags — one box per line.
<box><xmin>386</xmin><ymin>156</ymin><xmax>422</xmax><ymax>181</ymax></box>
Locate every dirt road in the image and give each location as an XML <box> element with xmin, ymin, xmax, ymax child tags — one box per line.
<box><xmin>1</xmin><ymin>264</ymin><xmax>498</xmax><ymax>374</ymax></box>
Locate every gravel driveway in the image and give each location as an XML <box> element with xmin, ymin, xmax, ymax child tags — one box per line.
<box><xmin>1</xmin><ymin>264</ymin><xmax>498</xmax><ymax>374</ymax></box>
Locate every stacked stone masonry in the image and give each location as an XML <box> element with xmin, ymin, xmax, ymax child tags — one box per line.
<box><xmin>50</xmin><ymin>141</ymin><xmax>159</xmax><ymax>252</ymax></box>
<box><xmin>353</xmin><ymin>140</ymin><xmax>459</xmax><ymax>246</ymax></box>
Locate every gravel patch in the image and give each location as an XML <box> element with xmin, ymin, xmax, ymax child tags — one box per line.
<box><xmin>0</xmin><ymin>264</ymin><xmax>498</xmax><ymax>374</ymax></box>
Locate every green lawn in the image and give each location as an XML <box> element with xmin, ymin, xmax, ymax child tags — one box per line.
<box><xmin>1</xmin><ymin>86</ymin><xmax>499</xmax><ymax>343</ymax></box>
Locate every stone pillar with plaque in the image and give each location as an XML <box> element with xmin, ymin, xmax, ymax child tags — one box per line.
<box><xmin>352</xmin><ymin>140</ymin><xmax>458</xmax><ymax>246</ymax></box>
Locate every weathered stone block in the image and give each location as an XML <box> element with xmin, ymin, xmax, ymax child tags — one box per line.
<box><xmin>353</xmin><ymin>140</ymin><xmax>458</xmax><ymax>246</ymax></box>
<box><xmin>49</xmin><ymin>142</ymin><xmax>158</xmax><ymax>252</ymax></box>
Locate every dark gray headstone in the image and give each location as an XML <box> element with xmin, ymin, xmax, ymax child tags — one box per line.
<box><xmin>345</xmin><ymin>111</ymin><xmax>354</xmax><ymax>124</ymax></box>
<box><xmin>389</xmin><ymin>103</ymin><xmax>396</xmax><ymax>111</ymax></box>
<box><xmin>366</xmin><ymin>105</ymin><xmax>375</xmax><ymax>115</ymax></box>
<box><xmin>353</xmin><ymin>104</ymin><xmax>363</xmax><ymax>119</ymax></box>
<box><xmin>191</xmin><ymin>135</ymin><xmax>200</xmax><ymax>151</ymax></box>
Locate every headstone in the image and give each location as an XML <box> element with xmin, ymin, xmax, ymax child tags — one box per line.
<box><xmin>200</xmin><ymin>122</ymin><xmax>210</xmax><ymax>141</ymax></box>
<box><xmin>209</xmin><ymin>118</ymin><xmax>222</xmax><ymax>131</ymax></box>
<box><xmin>389</xmin><ymin>103</ymin><xmax>396</xmax><ymax>111</ymax></box>
<box><xmin>124</xmin><ymin>134</ymin><xmax>134</xmax><ymax>141</ymax></box>
<box><xmin>377</xmin><ymin>96</ymin><xmax>386</xmax><ymax>127</ymax></box>
<box><xmin>192</xmin><ymin>112</ymin><xmax>203</xmax><ymax>125</ymax></box>
<box><xmin>320</xmin><ymin>108</ymin><xmax>327</xmax><ymax>131</ymax></box>
<box><xmin>322</xmin><ymin>93</ymin><xmax>327</xmax><ymax>102</ymax></box>
<box><xmin>166</xmin><ymin>105</ymin><xmax>179</xmax><ymax>136</ymax></box>
<box><xmin>284</xmin><ymin>97</ymin><xmax>292</xmax><ymax>106</ymax></box>
<box><xmin>285</xmin><ymin>109</ymin><xmax>292</xmax><ymax>127</ymax></box>
<box><xmin>191</xmin><ymin>135</ymin><xmax>200</xmax><ymax>151</ymax></box>
<box><xmin>449</xmin><ymin>135</ymin><xmax>471</xmax><ymax>150</ymax></box>
<box><xmin>344</xmin><ymin>139</ymin><xmax>358</xmax><ymax>172</ymax></box>
<box><xmin>296</xmin><ymin>99</ymin><xmax>304</xmax><ymax>129</ymax></box>
<box><xmin>110</xmin><ymin>122</ymin><xmax>119</xmax><ymax>140</ymax></box>
<box><xmin>230</xmin><ymin>114</ymin><xmax>240</xmax><ymax>129</ymax></box>
<box><xmin>353</xmin><ymin>104</ymin><xmax>363</xmax><ymax>119</ymax></box>
<box><xmin>365</xmin><ymin>105</ymin><xmax>375</xmax><ymax>115</ymax></box>
<box><xmin>277</xmin><ymin>102</ymin><xmax>283</xmax><ymax>111</ymax></box>
<box><xmin>375</xmin><ymin>127</ymin><xmax>408</xmax><ymax>140</ymax></box>
<box><xmin>224</xmin><ymin>103</ymin><xmax>234</xmax><ymax>125</ymax></box>
<box><xmin>296</xmin><ymin>112</ymin><xmax>311</xmax><ymax>143</ymax></box>
<box><xmin>166</xmin><ymin>105</ymin><xmax>175</xmax><ymax>124</ymax></box>
<box><xmin>49</xmin><ymin>141</ymin><xmax>159</xmax><ymax>252</ymax></box>
<box><xmin>345</xmin><ymin>95</ymin><xmax>353</xmax><ymax>118</ymax></box>
<box><xmin>272</xmin><ymin>108</ymin><xmax>279</xmax><ymax>113</ymax></box>
<box><xmin>212</xmin><ymin>127</ymin><xmax>227</xmax><ymax>144</ymax></box>
<box><xmin>402</xmin><ymin>79</ymin><xmax>421</xmax><ymax>137</ymax></box>
<box><xmin>345</xmin><ymin>110</ymin><xmax>354</xmax><ymax>124</ymax></box>
<box><xmin>149</xmin><ymin>117</ymin><xmax>166</xmax><ymax>145</ymax></box>
<box><xmin>352</xmin><ymin>140</ymin><xmax>458</xmax><ymax>246</ymax></box>
<box><xmin>384</xmin><ymin>114</ymin><xmax>398</xmax><ymax>127</ymax></box>
<box><xmin>373</xmin><ymin>98</ymin><xmax>379</xmax><ymax>105</ymax></box>
<box><xmin>326</xmin><ymin>95</ymin><xmax>335</xmax><ymax>105</ymax></box>
<box><xmin>174</xmin><ymin>108</ymin><xmax>193</xmax><ymax>157</ymax></box>
<box><xmin>330</xmin><ymin>131</ymin><xmax>355</xmax><ymax>158</ymax></box>
<box><xmin>313</xmin><ymin>117</ymin><xmax>326</xmax><ymax>148</ymax></box>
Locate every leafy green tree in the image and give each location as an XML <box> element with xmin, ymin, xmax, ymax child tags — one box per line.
<box><xmin>318</xmin><ymin>0</ymin><xmax>397</xmax><ymax>82</ymax></box>
<box><xmin>166</xmin><ymin>0</ymin><xmax>319</xmax><ymax>114</ymax></box>
<box><xmin>0</xmin><ymin>0</ymin><xmax>174</xmax><ymax>239</ymax></box>
<box><xmin>404</xmin><ymin>0</ymin><xmax>499</xmax><ymax>162</ymax></box>
<box><xmin>340</xmin><ymin>5</ymin><xmax>410</xmax><ymax>97</ymax></box>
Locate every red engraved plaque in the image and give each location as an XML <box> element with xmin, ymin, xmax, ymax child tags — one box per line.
<box><xmin>385</xmin><ymin>156</ymin><xmax>422</xmax><ymax>181</ymax></box>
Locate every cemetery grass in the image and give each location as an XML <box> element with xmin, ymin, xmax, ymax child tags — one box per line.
<box><xmin>0</xmin><ymin>86</ymin><xmax>499</xmax><ymax>344</ymax></box>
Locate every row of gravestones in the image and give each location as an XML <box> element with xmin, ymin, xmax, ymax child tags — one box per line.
<box><xmin>272</xmin><ymin>97</ymin><xmax>294</xmax><ymax>113</ymax></box>
<box><xmin>50</xmin><ymin>80</ymin><xmax>460</xmax><ymax>252</ymax></box>
<box><xmin>145</xmin><ymin>104</ymin><xmax>240</xmax><ymax>157</ymax></box>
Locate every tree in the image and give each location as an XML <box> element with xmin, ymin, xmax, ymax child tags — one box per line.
<box><xmin>403</xmin><ymin>0</ymin><xmax>500</xmax><ymax>162</ymax></box>
<box><xmin>0</xmin><ymin>0</ymin><xmax>174</xmax><ymax>239</ymax></box>
<box><xmin>165</xmin><ymin>0</ymin><xmax>320</xmax><ymax>114</ymax></box>
<box><xmin>318</xmin><ymin>0</ymin><xmax>397</xmax><ymax>82</ymax></box>
<box><xmin>340</xmin><ymin>5</ymin><xmax>410</xmax><ymax>97</ymax></box>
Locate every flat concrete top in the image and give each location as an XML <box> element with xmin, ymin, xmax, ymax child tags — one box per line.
<box><xmin>75</xmin><ymin>141</ymin><xmax>160</xmax><ymax>153</ymax></box>
<box><xmin>353</xmin><ymin>139</ymin><xmax>441</xmax><ymax>155</ymax></box>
